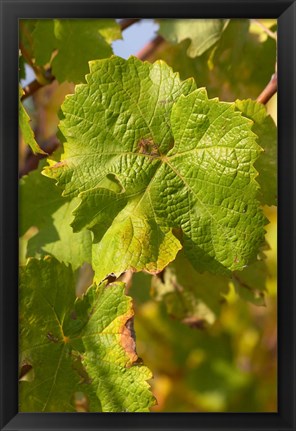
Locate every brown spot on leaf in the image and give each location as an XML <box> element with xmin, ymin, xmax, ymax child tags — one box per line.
<box><xmin>120</xmin><ymin>316</ymin><xmax>138</xmax><ymax>366</ymax></box>
<box><xmin>51</xmin><ymin>161</ymin><xmax>68</xmax><ymax>169</ymax></box>
<box><xmin>137</xmin><ymin>138</ymin><xmax>160</xmax><ymax>157</ymax></box>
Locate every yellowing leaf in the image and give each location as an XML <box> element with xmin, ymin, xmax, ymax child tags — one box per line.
<box><xmin>19</xmin><ymin>257</ymin><xmax>155</xmax><ymax>412</ymax></box>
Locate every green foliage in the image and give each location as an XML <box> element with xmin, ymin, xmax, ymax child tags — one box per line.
<box><xmin>44</xmin><ymin>56</ymin><xmax>265</xmax><ymax>282</ymax></box>
<box><xmin>159</xmin><ymin>19</ymin><xmax>229</xmax><ymax>57</ymax></box>
<box><xmin>232</xmin><ymin>258</ymin><xmax>267</xmax><ymax>306</ymax></box>
<box><xmin>132</xmin><ymin>288</ymin><xmax>277</xmax><ymax>412</ymax></box>
<box><xmin>32</xmin><ymin>19</ymin><xmax>121</xmax><ymax>83</ymax></box>
<box><xmin>151</xmin><ymin>20</ymin><xmax>276</xmax><ymax>101</ymax></box>
<box><xmin>19</xmin><ymin>257</ymin><xmax>155</xmax><ymax>412</ymax></box>
<box><xmin>151</xmin><ymin>251</ymin><xmax>229</xmax><ymax>326</ymax></box>
<box><xmin>151</xmin><ymin>249</ymin><xmax>267</xmax><ymax>326</ymax></box>
<box><xmin>19</xmin><ymin>18</ymin><xmax>277</xmax><ymax>413</ymax></box>
<box><xmin>19</xmin><ymin>86</ymin><xmax>46</xmax><ymax>155</ymax></box>
<box><xmin>235</xmin><ymin>99</ymin><xmax>277</xmax><ymax>206</ymax></box>
<box><xmin>19</xmin><ymin>20</ymin><xmax>37</xmax><ymax>66</ymax></box>
<box><xmin>19</xmin><ymin>160</ymin><xmax>92</xmax><ymax>270</ymax></box>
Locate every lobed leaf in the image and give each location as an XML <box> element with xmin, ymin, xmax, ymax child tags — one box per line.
<box><xmin>19</xmin><ymin>257</ymin><xmax>155</xmax><ymax>412</ymax></box>
<box><xmin>43</xmin><ymin>56</ymin><xmax>266</xmax><ymax>282</ymax></box>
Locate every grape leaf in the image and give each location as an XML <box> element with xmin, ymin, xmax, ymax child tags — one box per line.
<box><xmin>32</xmin><ymin>19</ymin><xmax>121</xmax><ymax>83</ymax></box>
<box><xmin>232</xmin><ymin>258</ymin><xmax>267</xmax><ymax>306</ymax></box>
<box><xmin>19</xmin><ymin>257</ymin><xmax>93</xmax><ymax>412</ymax></box>
<box><xmin>149</xmin><ymin>20</ymin><xmax>276</xmax><ymax>102</ymax></box>
<box><xmin>135</xmin><ymin>276</ymin><xmax>276</xmax><ymax>412</ymax></box>
<box><xmin>19</xmin><ymin>257</ymin><xmax>155</xmax><ymax>412</ymax></box>
<box><xmin>158</xmin><ymin>19</ymin><xmax>229</xmax><ymax>57</ymax></box>
<box><xmin>27</xmin><ymin>198</ymin><xmax>93</xmax><ymax>270</ymax></box>
<box><xmin>32</xmin><ymin>19</ymin><xmax>56</xmax><ymax>66</ymax></box>
<box><xmin>43</xmin><ymin>56</ymin><xmax>265</xmax><ymax>282</ymax></box>
<box><xmin>209</xmin><ymin>20</ymin><xmax>276</xmax><ymax>101</ymax></box>
<box><xmin>235</xmin><ymin>99</ymin><xmax>277</xmax><ymax>206</ymax></box>
<box><xmin>152</xmin><ymin>251</ymin><xmax>229</xmax><ymax>326</ymax></box>
<box><xmin>19</xmin><ymin>86</ymin><xmax>46</xmax><ymax>155</ymax></box>
<box><xmin>20</xmin><ymin>160</ymin><xmax>92</xmax><ymax>270</ymax></box>
<box><xmin>131</xmin><ymin>251</ymin><xmax>268</xmax><ymax>322</ymax></box>
<box><xmin>152</xmin><ymin>250</ymin><xmax>268</xmax><ymax>324</ymax></box>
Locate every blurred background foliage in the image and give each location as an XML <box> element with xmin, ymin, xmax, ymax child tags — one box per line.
<box><xmin>129</xmin><ymin>204</ymin><xmax>277</xmax><ymax>412</ymax></box>
<box><xmin>19</xmin><ymin>18</ymin><xmax>277</xmax><ymax>412</ymax></box>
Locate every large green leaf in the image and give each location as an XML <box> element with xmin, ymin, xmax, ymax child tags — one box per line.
<box><xmin>19</xmin><ymin>86</ymin><xmax>46</xmax><ymax>155</ymax></box>
<box><xmin>19</xmin><ymin>257</ymin><xmax>155</xmax><ymax>412</ymax></box>
<box><xmin>20</xmin><ymin>160</ymin><xmax>92</xmax><ymax>270</ymax></box>
<box><xmin>43</xmin><ymin>56</ymin><xmax>265</xmax><ymax>282</ymax></box>
<box><xmin>158</xmin><ymin>19</ymin><xmax>229</xmax><ymax>57</ymax></box>
<box><xmin>235</xmin><ymin>99</ymin><xmax>277</xmax><ymax>206</ymax></box>
<box><xmin>32</xmin><ymin>19</ymin><xmax>121</xmax><ymax>83</ymax></box>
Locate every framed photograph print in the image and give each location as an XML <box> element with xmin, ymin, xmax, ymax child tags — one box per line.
<box><xmin>1</xmin><ymin>0</ymin><xmax>295</xmax><ymax>430</ymax></box>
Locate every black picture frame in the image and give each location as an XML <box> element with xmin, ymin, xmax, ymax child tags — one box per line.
<box><xmin>1</xmin><ymin>0</ymin><xmax>295</xmax><ymax>430</ymax></box>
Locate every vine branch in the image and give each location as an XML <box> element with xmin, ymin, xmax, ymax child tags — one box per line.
<box><xmin>136</xmin><ymin>35</ymin><xmax>164</xmax><ymax>61</ymax></box>
<box><xmin>22</xmin><ymin>70</ymin><xmax>55</xmax><ymax>100</ymax></box>
<box><xmin>120</xmin><ymin>18</ymin><xmax>140</xmax><ymax>31</ymax></box>
<box><xmin>256</xmin><ymin>72</ymin><xmax>277</xmax><ymax>105</ymax></box>
<box><xmin>251</xmin><ymin>19</ymin><xmax>277</xmax><ymax>41</ymax></box>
